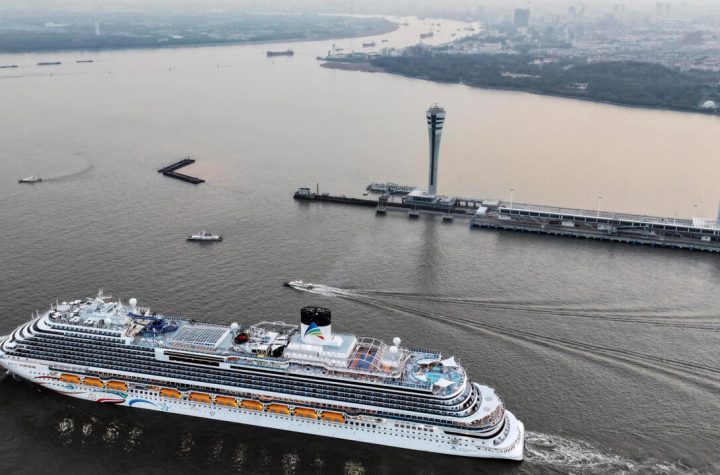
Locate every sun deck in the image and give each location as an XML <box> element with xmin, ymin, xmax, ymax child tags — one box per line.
<box><xmin>40</xmin><ymin>293</ymin><xmax>467</xmax><ymax>394</ymax></box>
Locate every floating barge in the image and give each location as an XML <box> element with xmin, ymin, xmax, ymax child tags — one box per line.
<box><xmin>294</xmin><ymin>187</ymin><xmax>720</xmax><ymax>253</ymax></box>
<box><xmin>158</xmin><ymin>158</ymin><xmax>204</xmax><ymax>184</ymax></box>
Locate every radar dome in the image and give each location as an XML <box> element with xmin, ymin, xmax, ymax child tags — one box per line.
<box><xmin>389</xmin><ymin>345</ymin><xmax>398</xmax><ymax>353</ymax></box>
<box><xmin>702</xmin><ymin>100</ymin><xmax>717</xmax><ymax>109</ymax></box>
<box><xmin>129</xmin><ymin>298</ymin><xmax>138</xmax><ymax>308</ymax></box>
<box><xmin>393</xmin><ymin>337</ymin><xmax>401</xmax><ymax>347</ymax></box>
<box><xmin>103</xmin><ymin>318</ymin><xmax>111</xmax><ymax>327</ymax></box>
<box><xmin>231</xmin><ymin>322</ymin><xmax>239</xmax><ymax>332</ymax></box>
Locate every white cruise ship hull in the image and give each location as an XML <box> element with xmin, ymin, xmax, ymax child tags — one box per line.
<box><xmin>0</xmin><ymin>358</ymin><xmax>524</xmax><ymax>461</ymax></box>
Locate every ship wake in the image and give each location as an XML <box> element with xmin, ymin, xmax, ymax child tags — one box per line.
<box><xmin>526</xmin><ymin>431</ymin><xmax>700</xmax><ymax>474</ymax></box>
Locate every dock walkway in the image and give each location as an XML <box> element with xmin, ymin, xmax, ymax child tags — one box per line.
<box><xmin>293</xmin><ymin>187</ymin><xmax>720</xmax><ymax>253</ymax></box>
<box><xmin>158</xmin><ymin>158</ymin><xmax>204</xmax><ymax>184</ymax></box>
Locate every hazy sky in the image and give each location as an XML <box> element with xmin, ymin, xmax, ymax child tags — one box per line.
<box><xmin>2</xmin><ymin>0</ymin><xmax>720</xmax><ymax>16</ymax></box>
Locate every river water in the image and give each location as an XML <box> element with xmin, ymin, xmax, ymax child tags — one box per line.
<box><xmin>0</xmin><ymin>15</ymin><xmax>719</xmax><ymax>475</ymax></box>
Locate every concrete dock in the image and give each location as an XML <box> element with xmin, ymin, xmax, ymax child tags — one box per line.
<box><xmin>158</xmin><ymin>158</ymin><xmax>204</xmax><ymax>184</ymax></box>
<box><xmin>293</xmin><ymin>187</ymin><xmax>720</xmax><ymax>253</ymax></box>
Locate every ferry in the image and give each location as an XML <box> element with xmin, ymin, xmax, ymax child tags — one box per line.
<box><xmin>18</xmin><ymin>176</ymin><xmax>42</xmax><ymax>184</ymax></box>
<box><xmin>0</xmin><ymin>291</ymin><xmax>524</xmax><ymax>460</ymax></box>
<box><xmin>186</xmin><ymin>231</ymin><xmax>222</xmax><ymax>242</ymax></box>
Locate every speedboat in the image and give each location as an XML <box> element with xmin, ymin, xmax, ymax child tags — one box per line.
<box><xmin>186</xmin><ymin>230</ymin><xmax>222</xmax><ymax>242</ymax></box>
<box><xmin>18</xmin><ymin>176</ymin><xmax>42</xmax><ymax>183</ymax></box>
<box><xmin>284</xmin><ymin>280</ymin><xmax>316</xmax><ymax>291</ymax></box>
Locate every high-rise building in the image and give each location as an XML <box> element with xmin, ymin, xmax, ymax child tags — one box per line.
<box><xmin>513</xmin><ymin>8</ymin><xmax>530</xmax><ymax>28</ymax></box>
<box><xmin>426</xmin><ymin>105</ymin><xmax>446</xmax><ymax>197</ymax></box>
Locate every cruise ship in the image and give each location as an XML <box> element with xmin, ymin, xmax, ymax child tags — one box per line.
<box><xmin>0</xmin><ymin>291</ymin><xmax>524</xmax><ymax>460</ymax></box>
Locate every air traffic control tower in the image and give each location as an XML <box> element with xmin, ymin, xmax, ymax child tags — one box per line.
<box><xmin>426</xmin><ymin>104</ymin><xmax>446</xmax><ymax>197</ymax></box>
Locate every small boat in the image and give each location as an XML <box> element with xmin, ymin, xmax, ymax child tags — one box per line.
<box><xmin>420</xmin><ymin>32</ymin><xmax>434</xmax><ymax>39</ymax></box>
<box><xmin>18</xmin><ymin>176</ymin><xmax>42</xmax><ymax>183</ymax></box>
<box><xmin>380</xmin><ymin>39</ymin><xmax>389</xmax><ymax>43</ymax></box>
<box><xmin>266</xmin><ymin>49</ymin><xmax>294</xmax><ymax>57</ymax></box>
<box><xmin>362</xmin><ymin>41</ymin><xmax>376</xmax><ymax>47</ymax></box>
<box><xmin>186</xmin><ymin>231</ymin><xmax>222</xmax><ymax>242</ymax></box>
<box><xmin>37</xmin><ymin>62</ymin><xmax>61</xmax><ymax>66</ymax></box>
<box><xmin>284</xmin><ymin>280</ymin><xmax>316</xmax><ymax>291</ymax></box>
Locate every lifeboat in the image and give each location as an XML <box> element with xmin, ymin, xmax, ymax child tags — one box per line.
<box><xmin>266</xmin><ymin>403</ymin><xmax>290</xmax><ymax>415</ymax></box>
<box><xmin>106</xmin><ymin>381</ymin><xmax>128</xmax><ymax>391</ymax></box>
<box><xmin>159</xmin><ymin>388</ymin><xmax>182</xmax><ymax>399</ymax></box>
<box><xmin>83</xmin><ymin>377</ymin><xmax>104</xmax><ymax>388</ymax></box>
<box><xmin>241</xmin><ymin>400</ymin><xmax>263</xmax><ymax>411</ymax></box>
<box><xmin>189</xmin><ymin>392</ymin><xmax>212</xmax><ymax>404</ymax></box>
<box><xmin>59</xmin><ymin>374</ymin><xmax>80</xmax><ymax>384</ymax></box>
<box><xmin>294</xmin><ymin>407</ymin><xmax>318</xmax><ymax>419</ymax></box>
<box><xmin>214</xmin><ymin>396</ymin><xmax>238</xmax><ymax>407</ymax></box>
<box><xmin>321</xmin><ymin>411</ymin><xmax>346</xmax><ymax>423</ymax></box>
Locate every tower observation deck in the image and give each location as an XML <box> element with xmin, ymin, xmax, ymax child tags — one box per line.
<box><xmin>426</xmin><ymin>105</ymin><xmax>446</xmax><ymax>197</ymax></box>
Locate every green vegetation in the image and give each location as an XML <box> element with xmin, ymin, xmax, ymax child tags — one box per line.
<box><xmin>0</xmin><ymin>13</ymin><xmax>395</xmax><ymax>52</ymax></box>
<box><xmin>369</xmin><ymin>54</ymin><xmax>720</xmax><ymax>113</ymax></box>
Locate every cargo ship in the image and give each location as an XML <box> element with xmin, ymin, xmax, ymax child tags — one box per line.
<box><xmin>266</xmin><ymin>49</ymin><xmax>294</xmax><ymax>57</ymax></box>
<box><xmin>0</xmin><ymin>291</ymin><xmax>524</xmax><ymax>460</ymax></box>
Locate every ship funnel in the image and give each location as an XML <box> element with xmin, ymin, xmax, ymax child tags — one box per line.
<box><xmin>300</xmin><ymin>306</ymin><xmax>332</xmax><ymax>344</ymax></box>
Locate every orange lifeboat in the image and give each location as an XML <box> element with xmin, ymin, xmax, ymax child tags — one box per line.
<box><xmin>159</xmin><ymin>388</ymin><xmax>182</xmax><ymax>399</ymax></box>
<box><xmin>294</xmin><ymin>407</ymin><xmax>318</xmax><ymax>419</ymax></box>
<box><xmin>214</xmin><ymin>396</ymin><xmax>238</xmax><ymax>407</ymax></box>
<box><xmin>321</xmin><ymin>411</ymin><xmax>346</xmax><ymax>423</ymax></box>
<box><xmin>266</xmin><ymin>403</ymin><xmax>290</xmax><ymax>415</ymax></box>
<box><xmin>83</xmin><ymin>377</ymin><xmax>104</xmax><ymax>388</ymax></box>
<box><xmin>189</xmin><ymin>392</ymin><xmax>212</xmax><ymax>404</ymax></box>
<box><xmin>59</xmin><ymin>374</ymin><xmax>80</xmax><ymax>384</ymax></box>
<box><xmin>106</xmin><ymin>381</ymin><xmax>128</xmax><ymax>391</ymax></box>
<box><xmin>241</xmin><ymin>400</ymin><xmax>263</xmax><ymax>411</ymax></box>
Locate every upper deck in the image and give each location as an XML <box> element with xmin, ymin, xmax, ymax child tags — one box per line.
<box><xmin>40</xmin><ymin>292</ymin><xmax>466</xmax><ymax>395</ymax></box>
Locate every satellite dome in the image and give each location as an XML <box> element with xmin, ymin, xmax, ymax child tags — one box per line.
<box><xmin>231</xmin><ymin>322</ymin><xmax>239</xmax><ymax>332</ymax></box>
<box><xmin>393</xmin><ymin>337</ymin><xmax>401</xmax><ymax>347</ymax></box>
<box><xmin>389</xmin><ymin>345</ymin><xmax>398</xmax><ymax>353</ymax></box>
<box><xmin>701</xmin><ymin>100</ymin><xmax>717</xmax><ymax>109</ymax></box>
<box><xmin>129</xmin><ymin>298</ymin><xmax>138</xmax><ymax>308</ymax></box>
<box><xmin>103</xmin><ymin>318</ymin><xmax>111</xmax><ymax>327</ymax></box>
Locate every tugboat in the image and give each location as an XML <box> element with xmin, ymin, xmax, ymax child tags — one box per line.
<box><xmin>18</xmin><ymin>176</ymin><xmax>42</xmax><ymax>184</ymax></box>
<box><xmin>186</xmin><ymin>231</ymin><xmax>223</xmax><ymax>242</ymax></box>
<box><xmin>284</xmin><ymin>280</ymin><xmax>316</xmax><ymax>291</ymax></box>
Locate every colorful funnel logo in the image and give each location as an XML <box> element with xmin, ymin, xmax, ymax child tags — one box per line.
<box><xmin>304</xmin><ymin>322</ymin><xmax>325</xmax><ymax>340</ymax></box>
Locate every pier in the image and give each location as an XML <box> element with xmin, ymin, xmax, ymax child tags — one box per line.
<box><xmin>293</xmin><ymin>187</ymin><xmax>720</xmax><ymax>253</ymax></box>
<box><xmin>158</xmin><ymin>158</ymin><xmax>204</xmax><ymax>184</ymax></box>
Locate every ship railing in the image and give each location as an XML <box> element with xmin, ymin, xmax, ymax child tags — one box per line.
<box><xmin>32</xmin><ymin>347</ymin><xmax>470</xmax><ymax>416</ymax></box>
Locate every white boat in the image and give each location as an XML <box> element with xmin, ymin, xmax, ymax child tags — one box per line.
<box><xmin>284</xmin><ymin>280</ymin><xmax>316</xmax><ymax>290</ymax></box>
<box><xmin>186</xmin><ymin>230</ymin><xmax>222</xmax><ymax>242</ymax></box>
<box><xmin>18</xmin><ymin>176</ymin><xmax>42</xmax><ymax>183</ymax></box>
<box><xmin>0</xmin><ymin>292</ymin><xmax>524</xmax><ymax>460</ymax></box>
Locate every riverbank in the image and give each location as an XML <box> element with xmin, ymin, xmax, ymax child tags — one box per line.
<box><xmin>0</xmin><ymin>13</ymin><xmax>397</xmax><ymax>53</ymax></box>
<box><xmin>323</xmin><ymin>55</ymin><xmax>720</xmax><ymax>116</ymax></box>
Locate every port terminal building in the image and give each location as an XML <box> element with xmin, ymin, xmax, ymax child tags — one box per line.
<box><xmin>471</xmin><ymin>201</ymin><xmax>720</xmax><ymax>251</ymax></box>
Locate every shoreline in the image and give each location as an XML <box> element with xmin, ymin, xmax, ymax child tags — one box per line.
<box><xmin>0</xmin><ymin>22</ymin><xmax>398</xmax><ymax>56</ymax></box>
<box><xmin>321</xmin><ymin>60</ymin><xmax>720</xmax><ymax>118</ymax></box>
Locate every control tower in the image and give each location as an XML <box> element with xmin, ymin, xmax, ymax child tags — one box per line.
<box><xmin>426</xmin><ymin>104</ymin><xmax>446</xmax><ymax>197</ymax></box>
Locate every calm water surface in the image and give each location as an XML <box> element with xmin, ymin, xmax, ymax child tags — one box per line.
<box><xmin>0</xmin><ymin>16</ymin><xmax>719</xmax><ymax>475</ymax></box>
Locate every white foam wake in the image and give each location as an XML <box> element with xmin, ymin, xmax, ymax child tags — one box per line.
<box><xmin>526</xmin><ymin>431</ymin><xmax>700</xmax><ymax>474</ymax></box>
